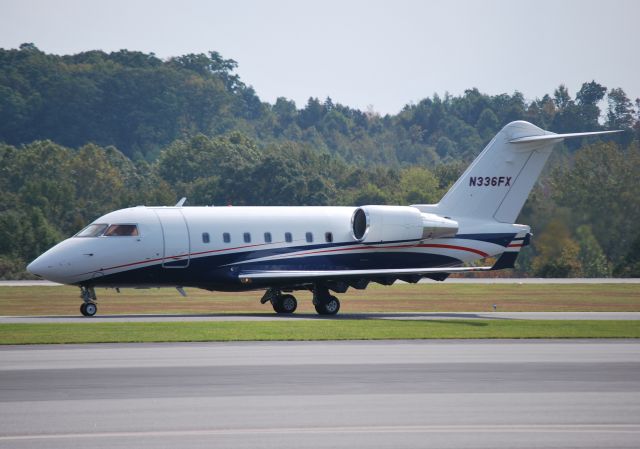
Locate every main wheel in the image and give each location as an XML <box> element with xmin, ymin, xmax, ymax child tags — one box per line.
<box><xmin>314</xmin><ymin>295</ymin><xmax>340</xmax><ymax>315</ymax></box>
<box><xmin>279</xmin><ymin>294</ymin><xmax>297</xmax><ymax>313</ymax></box>
<box><xmin>82</xmin><ymin>302</ymin><xmax>97</xmax><ymax>317</ymax></box>
<box><xmin>272</xmin><ymin>294</ymin><xmax>297</xmax><ymax>314</ymax></box>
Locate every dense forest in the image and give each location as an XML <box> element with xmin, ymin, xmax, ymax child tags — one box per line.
<box><xmin>1</xmin><ymin>44</ymin><xmax>639</xmax><ymax>279</ymax></box>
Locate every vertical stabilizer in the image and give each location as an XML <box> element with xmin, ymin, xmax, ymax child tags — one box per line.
<box><xmin>433</xmin><ymin>121</ymin><xmax>619</xmax><ymax>223</ymax></box>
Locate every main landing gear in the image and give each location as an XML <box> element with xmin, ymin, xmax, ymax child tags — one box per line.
<box><xmin>312</xmin><ymin>285</ymin><xmax>340</xmax><ymax>316</ymax></box>
<box><xmin>261</xmin><ymin>289</ymin><xmax>298</xmax><ymax>314</ymax></box>
<box><xmin>261</xmin><ymin>286</ymin><xmax>341</xmax><ymax>316</ymax></box>
<box><xmin>79</xmin><ymin>286</ymin><xmax>97</xmax><ymax>317</ymax></box>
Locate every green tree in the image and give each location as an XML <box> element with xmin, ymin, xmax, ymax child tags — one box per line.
<box><xmin>394</xmin><ymin>167</ymin><xmax>440</xmax><ymax>204</ymax></box>
<box><xmin>475</xmin><ymin>108</ymin><xmax>499</xmax><ymax>140</ymax></box>
<box><xmin>576</xmin><ymin>81</ymin><xmax>606</xmax><ymax>130</ymax></box>
<box><xmin>575</xmin><ymin>225</ymin><xmax>611</xmax><ymax>277</ymax></box>
<box><xmin>531</xmin><ymin>220</ymin><xmax>582</xmax><ymax>277</ymax></box>
<box><xmin>157</xmin><ymin>133</ymin><xmax>261</xmax><ymax>185</ymax></box>
<box><xmin>606</xmin><ymin>88</ymin><xmax>635</xmax><ymax>129</ymax></box>
<box><xmin>613</xmin><ymin>235</ymin><xmax>640</xmax><ymax>277</ymax></box>
<box><xmin>552</xmin><ymin>141</ymin><xmax>640</xmax><ymax>264</ymax></box>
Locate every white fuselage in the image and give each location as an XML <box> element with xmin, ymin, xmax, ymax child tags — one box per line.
<box><xmin>26</xmin><ymin>205</ymin><xmax>527</xmax><ymax>289</ymax></box>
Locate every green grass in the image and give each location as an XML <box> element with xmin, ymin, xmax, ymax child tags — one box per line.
<box><xmin>0</xmin><ymin>320</ymin><xmax>638</xmax><ymax>345</ymax></box>
<box><xmin>2</xmin><ymin>283</ymin><xmax>640</xmax><ymax>316</ymax></box>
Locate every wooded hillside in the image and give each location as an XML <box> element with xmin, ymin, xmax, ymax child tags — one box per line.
<box><xmin>1</xmin><ymin>44</ymin><xmax>639</xmax><ymax>278</ymax></box>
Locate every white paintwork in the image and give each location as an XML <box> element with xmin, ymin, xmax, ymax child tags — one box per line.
<box><xmin>153</xmin><ymin>208</ymin><xmax>190</xmax><ymax>267</ymax></box>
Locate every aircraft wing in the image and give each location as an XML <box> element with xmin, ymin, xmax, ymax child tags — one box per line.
<box><xmin>239</xmin><ymin>264</ymin><xmax>494</xmax><ymax>283</ymax></box>
<box><xmin>238</xmin><ymin>252</ymin><xmax>518</xmax><ymax>283</ymax></box>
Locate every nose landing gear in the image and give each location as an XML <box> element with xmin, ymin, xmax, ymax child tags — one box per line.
<box><xmin>79</xmin><ymin>286</ymin><xmax>97</xmax><ymax>317</ymax></box>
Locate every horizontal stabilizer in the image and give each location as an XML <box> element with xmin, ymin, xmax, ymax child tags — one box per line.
<box><xmin>509</xmin><ymin>130</ymin><xmax>622</xmax><ymax>144</ymax></box>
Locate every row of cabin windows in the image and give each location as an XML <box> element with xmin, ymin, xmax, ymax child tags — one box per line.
<box><xmin>201</xmin><ymin>231</ymin><xmax>333</xmax><ymax>244</ymax></box>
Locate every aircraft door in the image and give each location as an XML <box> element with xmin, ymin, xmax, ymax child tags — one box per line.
<box><xmin>153</xmin><ymin>208</ymin><xmax>190</xmax><ymax>268</ymax></box>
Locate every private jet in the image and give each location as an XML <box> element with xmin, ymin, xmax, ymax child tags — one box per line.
<box><xmin>27</xmin><ymin>121</ymin><xmax>619</xmax><ymax>316</ymax></box>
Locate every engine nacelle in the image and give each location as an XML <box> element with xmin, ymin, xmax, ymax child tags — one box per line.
<box><xmin>420</xmin><ymin>212</ymin><xmax>459</xmax><ymax>239</ymax></box>
<box><xmin>351</xmin><ymin>206</ymin><xmax>458</xmax><ymax>243</ymax></box>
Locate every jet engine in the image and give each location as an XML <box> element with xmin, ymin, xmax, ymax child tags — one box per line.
<box><xmin>351</xmin><ymin>205</ymin><xmax>458</xmax><ymax>243</ymax></box>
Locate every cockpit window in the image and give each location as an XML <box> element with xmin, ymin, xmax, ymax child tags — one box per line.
<box><xmin>104</xmin><ymin>224</ymin><xmax>139</xmax><ymax>236</ymax></box>
<box><xmin>75</xmin><ymin>223</ymin><xmax>108</xmax><ymax>237</ymax></box>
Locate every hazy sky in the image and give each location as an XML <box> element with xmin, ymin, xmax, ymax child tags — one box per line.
<box><xmin>1</xmin><ymin>0</ymin><xmax>638</xmax><ymax>114</ymax></box>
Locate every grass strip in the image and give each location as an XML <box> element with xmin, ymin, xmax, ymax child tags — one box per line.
<box><xmin>0</xmin><ymin>320</ymin><xmax>638</xmax><ymax>345</ymax></box>
<box><xmin>2</xmin><ymin>284</ymin><xmax>640</xmax><ymax>316</ymax></box>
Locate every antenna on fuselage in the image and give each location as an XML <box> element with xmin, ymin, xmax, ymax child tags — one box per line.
<box><xmin>174</xmin><ymin>197</ymin><xmax>187</xmax><ymax>207</ymax></box>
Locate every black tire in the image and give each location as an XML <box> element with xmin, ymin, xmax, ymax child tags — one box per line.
<box><xmin>271</xmin><ymin>297</ymin><xmax>283</xmax><ymax>313</ymax></box>
<box><xmin>80</xmin><ymin>303</ymin><xmax>87</xmax><ymax>316</ymax></box>
<box><xmin>272</xmin><ymin>295</ymin><xmax>297</xmax><ymax>314</ymax></box>
<box><xmin>314</xmin><ymin>295</ymin><xmax>340</xmax><ymax>315</ymax></box>
<box><xmin>84</xmin><ymin>302</ymin><xmax>97</xmax><ymax>317</ymax></box>
<box><xmin>279</xmin><ymin>294</ymin><xmax>297</xmax><ymax>314</ymax></box>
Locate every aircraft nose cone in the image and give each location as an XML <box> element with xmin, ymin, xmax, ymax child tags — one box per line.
<box><xmin>26</xmin><ymin>253</ymin><xmax>73</xmax><ymax>283</ymax></box>
<box><xmin>27</xmin><ymin>256</ymin><xmax>52</xmax><ymax>278</ymax></box>
<box><xmin>27</xmin><ymin>238</ymin><xmax>91</xmax><ymax>285</ymax></box>
<box><xmin>26</xmin><ymin>259</ymin><xmax>43</xmax><ymax>277</ymax></box>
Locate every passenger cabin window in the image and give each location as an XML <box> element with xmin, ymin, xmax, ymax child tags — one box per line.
<box><xmin>243</xmin><ymin>232</ymin><xmax>251</xmax><ymax>243</ymax></box>
<box><xmin>325</xmin><ymin>232</ymin><xmax>333</xmax><ymax>243</ymax></box>
<box><xmin>264</xmin><ymin>232</ymin><xmax>272</xmax><ymax>243</ymax></box>
<box><xmin>104</xmin><ymin>224</ymin><xmax>139</xmax><ymax>236</ymax></box>
<box><xmin>75</xmin><ymin>223</ymin><xmax>108</xmax><ymax>237</ymax></box>
<box><xmin>306</xmin><ymin>232</ymin><xmax>313</xmax><ymax>243</ymax></box>
<box><xmin>202</xmin><ymin>232</ymin><xmax>210</xmax><ymax>243</ymax></box>
<box><xmin>223</xmin><ymin>232</ymin><xmax>231</xmax><ymax>243</ymax></box>
<box><xmin>285</xmin><ymin>232</ymin><xmax>292</xmax><ymax>243</ymax></box>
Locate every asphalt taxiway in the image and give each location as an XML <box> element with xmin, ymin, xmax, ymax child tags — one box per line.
<box><xmin>1</xmin><ymin>340</ymin><xmax>639</xmax><ymax>449</ymax></box>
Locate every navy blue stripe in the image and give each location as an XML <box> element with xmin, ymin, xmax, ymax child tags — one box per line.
<box><xmin>84</xmin><ymin>233</ymin><xmax>510</xmax><ymax>290</ymax></box>
<box><xmin>89</xmin><ymin>250</ymin><xmax>461</xmax><ymax>291</ymax></box>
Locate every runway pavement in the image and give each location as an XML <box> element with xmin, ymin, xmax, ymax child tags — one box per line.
<box><xmin>2</xmin><ymin>311</ymin><xmax>640</xmax><ymax>323</ymax></box>
<box><xmin>1</xmin><ymin>340</ymin><xmax>639</xmax><ymax>448</ymax></box>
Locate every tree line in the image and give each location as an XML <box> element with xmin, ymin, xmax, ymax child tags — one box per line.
<box><xmin>0</xmin><ymin>44</ymin><xmax>639</xmax><ymax>278</ymax></box>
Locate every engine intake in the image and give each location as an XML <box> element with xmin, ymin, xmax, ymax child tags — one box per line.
<box><xmin>351</xmin><ymin>206</ymin><xmax>458</xmax><ymax>243</ymax></box>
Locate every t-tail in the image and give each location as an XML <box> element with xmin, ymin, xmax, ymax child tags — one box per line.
<box><xmin>426</xmin><ymin>121</ymin><xmax>620</xmax><ymax>223</ymax></box>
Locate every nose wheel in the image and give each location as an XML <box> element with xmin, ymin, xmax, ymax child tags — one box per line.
<box><xmin>79</xmin><ymin>286</ymin><xmax>98</xmax><ymax>317</ymax></box>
